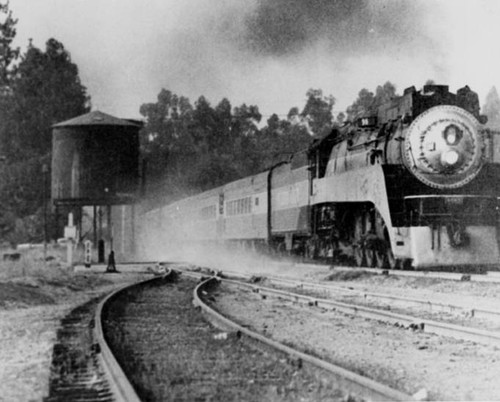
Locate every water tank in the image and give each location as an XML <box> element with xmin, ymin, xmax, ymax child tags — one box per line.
<box><xmin>51</xmin><ymin>110</ymin><xmax>141</xmax><ymax>206</ymax></box>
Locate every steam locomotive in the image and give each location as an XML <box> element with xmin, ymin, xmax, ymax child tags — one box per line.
<box><xmin>140</xmin><ymin>85</ymin><xmax>500</xmax><ymax>270</ymax></box>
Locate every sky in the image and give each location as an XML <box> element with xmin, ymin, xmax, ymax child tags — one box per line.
<box><xmin>8</xmin><ymin>0</ymin><xmax>500</xmax><ymax>121</ymax></box>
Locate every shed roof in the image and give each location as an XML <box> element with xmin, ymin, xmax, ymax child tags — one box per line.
<box><xmin>53</xmin><ymin>110</ymin><xmax>142</xmax><ymax>128</ymax></box>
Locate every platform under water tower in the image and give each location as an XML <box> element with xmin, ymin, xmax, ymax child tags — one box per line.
<box><xmin>51</xmin><ymin>110</ymin><xmax>142</xmax><ymax>263</ymax></box>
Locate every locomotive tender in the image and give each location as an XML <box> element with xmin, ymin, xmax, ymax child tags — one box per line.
<box><xmin>141</xmin><ymin>85</ymin><xmax>500</xmax><ymax>270</ymax></box>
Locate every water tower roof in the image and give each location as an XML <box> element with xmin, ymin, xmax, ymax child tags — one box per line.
<box><xmin>53</xmin><ymin>110</ymin><xmax>142</xmax><ymax>128</ymax></box>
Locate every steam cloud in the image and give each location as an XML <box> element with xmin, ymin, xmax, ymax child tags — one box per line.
<box><xmin>149</xmin><ymin>0</ymin><xmax>437</xmax><ymax>115</ymax></box>
<box><xmin>240</xmin><ymin>0</ymin><xmax>429</xmax><ymax>57</ymax></box>
<box><xmin>16</xmin><ymin>0</ymin><xmax>498</xmax><ymax>118</ymax></box>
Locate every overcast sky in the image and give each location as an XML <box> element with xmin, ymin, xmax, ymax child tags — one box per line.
<box><xmin>9</xmin><ymin>0</ymin><xmax>500</xmax><ymax>121</ymax></box>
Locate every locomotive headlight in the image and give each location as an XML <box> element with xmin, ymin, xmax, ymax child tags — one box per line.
<box><xmin>404</xmin><ymin>105</ymin><xmax>483</xmax><ymax>189</ymax></box>
<box><xmin>441</xmin><ymin>150</ymin><xmax>460</xmax><ymax>166</ymax></box>
<box><xmin>443</xmin><ymin>124</ymin><xmax>462</xmax><ymax>145</ymax></box>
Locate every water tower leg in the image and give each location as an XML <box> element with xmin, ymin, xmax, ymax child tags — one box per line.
<box><xmin>93</xmin><ymin>205</ymin><xmax>97</xmax><ymax>246</ymax></box>
<box><xmin>98</xmin><ymin>206</ymin><xmax>103</xmax><ymax>241</ymax></box>
<box><xmin>131</xmin><ymin>204</ymin><xmax>135</xmax><ymax>256</ymax></box>
<box><xmin>98</xmin><ymin>239</ymin><xmax>105</xmax><ymax>263</ymax></box>
<box><xmin>107</xmin><ymin>204</ymin><xmax>113</xmax><ymax>252</ymax></box>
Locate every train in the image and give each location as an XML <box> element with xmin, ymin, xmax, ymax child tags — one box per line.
<box><xmin>139</xmin><ymin>84</ymin><xmax>500</xmax><ymax>271</ymax></box>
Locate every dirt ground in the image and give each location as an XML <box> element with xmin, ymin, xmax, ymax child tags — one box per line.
<box><xmin>3</xmin><ymin>248</ymin><xmax>500</xmax><ymax>401</ymax></box>
<box><xmin>0</xmin><ymin>249</ymin><xmax>146</xmax><ymax>402</ymax></box>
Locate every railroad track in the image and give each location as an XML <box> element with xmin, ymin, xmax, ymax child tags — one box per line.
<box><xmin>215</xmin><ymin>260</ymin><xmax>500</xmax><ymax>283</ymax></box>
<box><xmin>98</xmin><ymin>267</ymin><xmax>414</xmax><ymax>401</ymax></box>
<box><xmin>44</xmin><ymin>297</ymin><xmax>116</xmax><ymax>402</ymax></box>
<box><xmin>229</xmin><ymin>271</ymin><xmax>500</xmax><ymax>325</ymax></box>
<box><xmin>328</xmin><ymin>265</ymin><xmax>500</xmax><ymax>283</ymax></box>
<box><xmin>44</xmin><ymin>279</ymin><xmax>149</xmax><ymax>402</ymax></box>
<box><xmin>75</xmin><ymin>261</ymin><xmax>500</xmax><ymax>340</ymax></box>
<box><xmin>191</xmin><ymin>274</ymin><xmax>413</xmax><ymax>401</ymax></box>
<box><xmin>178</xmin><ymin>266</ymin><xmax>500</xmax><ymax>348</ymax></box>
<box><xmin>185</xmin><ymin>267</ymin><xmax>500</xmax><ymax>400</ymax></box>
<box><xmin>75</xmin><ymin>260</ymin><xmax>500</xmax><ymax>283</ymax></box>
<box><xmin>52</xmin><ymin>262</ymin><xmax>500</xmax><ymax>401</ymax></box>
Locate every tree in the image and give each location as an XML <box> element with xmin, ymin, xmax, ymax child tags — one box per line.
<box><xmin>188</xmin><ymin>98</ymin><xmax>263</xmax><ymax>188</ymax></box>
<box><xmin>346</xmin><ymin>88</ymin><xmax>374</xmax><ymax>121</ymax></box>
<box><xmin>5</xmin><ymin>38</ymin><xmax>90</xmax><ymax>158</ymax></box>
<box><xmin>230</xmin><ymin>103</ymin><xmax>262</xmax><ymax>177</ymax></box>
<box><xmin>0</xmin><ymin>1</ymin><xmax>18</xmax><ymax>160</ymax></box>
<box><xmin>483</xmin><ymin>87</ymin><xmax>500</xmax><ymax>129</ymax></box>
<box><xmin>0</xmin><ymin>37</ymin><xmax>89</xmax><ymax>243</ymax></box>
<box><xmin>256</xmin><ymin>102</ymin><xmax>313</xmax><ymax>169</ymax></box>
<box><xmin>0</xmin><ymin>1</ymin><xmax>19</xmax><ymax>89</ymax></box>
<box><xmin>336</xmin><ymin>112</ymin><xmax>346</xmax><ymax>125</ymax></box>
<box><xmin>347</xmin><ymin>82</ymin><xmax>397</xmax><ymax>121</ymax></box>
<box><xmin>374</xmin><ymin>82</ymin><xmax>397</xmax><ymax>108</ymax></box>
<box><xmin>0</xmin><ymin>154</ymin><xmax>50</xmax><ymax>244</ymax></box>
<box><xmin>255</xmin><ymin>114</ymin><xmax>291</xmax><ymax>168</ymax></box>
<box><xmin>300</xmin><ymin>88</ymin><xmax>335</xmax><ymax>137</ymax></box>
<box><xmin>140</xmin><ymin>90</ymin><xmax>265</xmax><ymax>194</ymax></box>
<box><xmin>139</xmin><ymin>87</ymin><xmax>339</xmax><ymax>200</ymax></box>
<box><xmin>140</xmin><ymin>88</ymin><xmax>194</xmax><ymax>182</ymax></box>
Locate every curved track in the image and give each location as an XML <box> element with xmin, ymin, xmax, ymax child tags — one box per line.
<box><xmin>44</xmin><ymin>298</ymin><xmax>116</xmax><ymax>402</ymax></box>
<box><xmin>66</xmin><ymin>261</ymin><xmax>500</xmax><ymax>401</ymax></box>
<box><xmin>96</xmin><ymin>266</ymin><xmax>414</xmax><ymax>401</ymax></box>
<box><xmin>192</xmin><ymin>274</ymin><xmax>413</xmax><ymax>401</ymax></box>
<box><xmin>44</xmin><ymin>275</ymin><xmax>153</xmax><ymax>402</ymax></box>
<box><xmin>94</xmin><ymin>280</ymin><xmax>146</xmax><ymax>402</ymax></box>
<box><xmin>184</xmin><ymin>266</ymin><xmax>500</xmax><ymax>400</ymax></box>
<box><xmin>176</xmin><ymin>265</ymin><xmax>500</xmax><ymax>345</ymax></box>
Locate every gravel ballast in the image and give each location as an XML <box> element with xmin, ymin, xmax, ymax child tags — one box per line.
<box><xmin>103</xmin><ymin>277</ymin><xmax>355</xmax><ymax>401</ymax></box>
<box><xmin>212</xmin><ymin>281</ymin><xmax>500</xmax><ymax>401</ymax></box>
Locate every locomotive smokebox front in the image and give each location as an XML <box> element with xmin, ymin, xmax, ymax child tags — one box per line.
<box><xmin>51</xmin><ymin>110</ymin><xmax>141</xmax><ymax>205</ymax></box>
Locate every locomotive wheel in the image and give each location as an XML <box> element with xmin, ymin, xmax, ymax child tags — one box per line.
<box><xmin>374</xmin><ymin>248</ymin><xmax>386</xmax><ymax>268</ymax></box>
<box><xmin>365</xmin><ymin>248</ymin><xmax>376</xmax><ymax>267</ymax></box>
<box><xmin>353</xmin><ymin>215</ymin><xmax>365</xmax><ymax>267</ymax></box>
<box><xmin>372</xmin><ymin>211</ymin><xmax>398</xmax><ymax>269</ymax></box>
<box><xmin>276</xmin><ymin>242</ymin><xmax>286</xmax><ymax>256</ymax></box>
<box><xmin>354</xmin><ymin>245</ymin><xmax>364</xmax><ymax>267</ymax></box>
<box><xmin>364</xmin><ymin>212</ymin><xmax>376</xmax><ymax>267</ymax></box>
<box><xmin>386</xmin><ymin>248</ymin><xmax>397</xmax><ymax>269</ymax></box>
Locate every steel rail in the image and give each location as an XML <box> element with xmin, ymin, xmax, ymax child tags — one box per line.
<box><xmin>94</xmin><ymin>272</ymin><xmax>173</xmax><ymax>402</ymax></box>
<box><xmin>179</xmin><ymin>268</ymin><xmax>500</xmax><ymax>346</ymax></box>
<box><xmin>292</xmin><ymin>263</ymin><xmax>500</xmax><ymax>283</ymax></box>
<box><xmin>77</xmin><ymin>260</ymin><xmax>500</xmax><ymax>284</ymax></box>
<box><xmin>210</xmin><ymin>267</ymin><xmax>500</xmax><ymax>323</ymax></box>
<box><xmin>209</xmin><ymin>260</ymin><xmax>500</xmax><ymax>283</ymax></box>
<box><xmin>219</xmin><ymin>277</ymin><xmax>500</xmax><ymax>348</ymax></box>
<box><xmin>261</xmin><ymin>274</ymin><xmax>500</xmax><ymax>323</ymax></box>
<box><xmin>192</xmin><ymin>275</ymin><xmax>414</xmax><ymax>402</ymax></box>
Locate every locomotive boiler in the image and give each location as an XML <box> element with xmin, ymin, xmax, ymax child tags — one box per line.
<box><xmin>139</xmin><ymin>84</ymin><xmax>500</xmax><ymax>271</ymax></box>
<box><xmin>307</xmin><ymin>84</ymin><xmax>500</xmax><ymax>269</ymax></box>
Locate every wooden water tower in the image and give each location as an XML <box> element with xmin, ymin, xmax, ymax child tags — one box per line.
<box><xmin>51</xmin><ymin>110</ymin><xmax>142</xmax><ymax>261</ymax></box>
